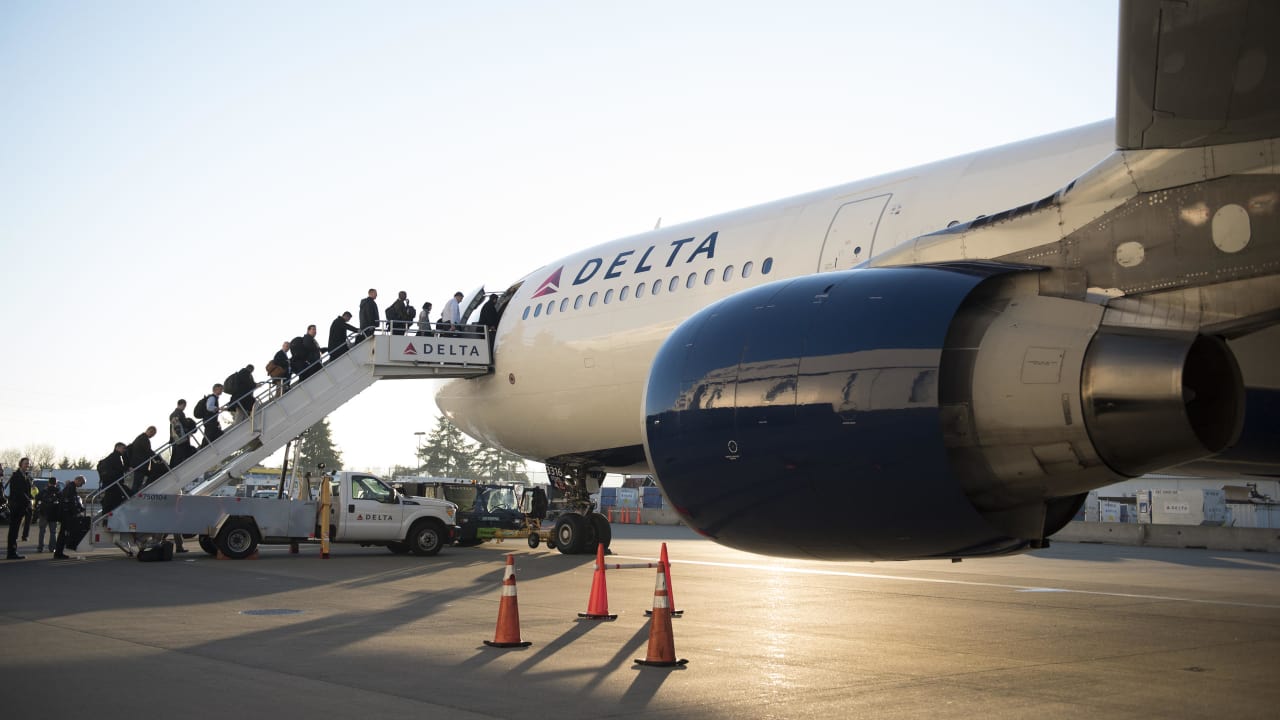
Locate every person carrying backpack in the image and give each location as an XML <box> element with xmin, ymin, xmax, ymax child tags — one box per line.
<box><xmin>198</xmin><ymin>384</ymin><xmax>226</xmax><ymax>446</ymax></box>
<box><xmin>35</xmin><ymin>479</ymin><xmax>60</xmax><ymax>553</ymax></box>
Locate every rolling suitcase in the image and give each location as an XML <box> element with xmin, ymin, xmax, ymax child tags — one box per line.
<box><xmin>65</xmin><ymin>515</ymin><xmax>91</xmax><ymax>550</ymax></box>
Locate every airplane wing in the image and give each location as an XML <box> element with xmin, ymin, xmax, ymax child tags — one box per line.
<box><xmin>1117</xmin><ymin>0</ymin><xmax>1280</xmax><ymax>149</ymax></box>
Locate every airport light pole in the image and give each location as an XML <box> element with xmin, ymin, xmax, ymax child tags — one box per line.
<box><xmin>413</xmin><ymin>431</ymin><xmax>426</xmax><ymax>474</ymax></box>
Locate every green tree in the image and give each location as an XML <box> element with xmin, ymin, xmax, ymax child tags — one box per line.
<box><xmin>419</xmin><ymin>416</ymin><xmax>475</xmax><ymax>477</ymax></box>
<box><xmin>297</xmin><ymin>418</ymin><xmax>343</xmax><ymax>473</ymax></box>
<box><xmin>73</xmin><ymin>456</ymin><xmax>93</xmax><ymax>469</ymax></box>
<box><xmin>473</xmin><ymin>443</ymin><xmax>529</xmax><ymax>484</ymax></box>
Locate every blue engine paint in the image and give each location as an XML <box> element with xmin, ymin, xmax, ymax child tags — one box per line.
<box><xmin>644</xmin><ymin>264</ymin><xmax>1028</xmax><ymax>561</ymax></box>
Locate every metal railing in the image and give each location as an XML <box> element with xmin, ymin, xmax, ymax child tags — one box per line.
<box><xmin>88</xmin><ymin>321</ymin><xmax>491</xmax><ymax>512</ymax></box>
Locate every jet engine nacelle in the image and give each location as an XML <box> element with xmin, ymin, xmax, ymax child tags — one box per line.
<box><xmin>642</xmin><ymin>263</ymin><xmax>1243</xmax><ymax>560</ymax></box>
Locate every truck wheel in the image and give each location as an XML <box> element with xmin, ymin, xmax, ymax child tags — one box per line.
<box><xmin>527</xmin><ymin>533</ymin><xmax>540</xmax><ymax>549</ymax></box>
<box><xmin>554</xmin><ymin>513</ymin><xmax>587</xmax><ymax>555</ymax></box>
<box><xmin>386</xmin><ymin>541</ymin><xmax>411</xmax><ymax>554</ymax></box>
<box><xmin>408</xmin><ymin>520</ymin><xmax>445</xmax><ymax>556</ymax></box>
<box><xmin>216</xmin><ymin>519</ymin><xmax>259</xmax><ymax>560</ymax></box>
<box><xmin>197</xmin><ymin>535</ymin><xmax>218</xmax><ymax>556</ymax></box>
<box><xmin>588</xmin><ymin>513</ymin><xmax>612</xmax><ymax>552</ymax></box>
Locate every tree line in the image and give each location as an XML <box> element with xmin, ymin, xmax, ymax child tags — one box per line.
<box><xmin>411</xmin><ymin>416</ymin><xmax>529</xmax><ymax>483</ymax></box>
<box><xmin>0</xmin><ymin>445</ymin><xmax>92</xmax><ymax>474</ymax></box>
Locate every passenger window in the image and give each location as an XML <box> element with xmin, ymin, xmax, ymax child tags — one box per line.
<box><xmin>668</xmin><ymin>276</ymin><xmax>679</xmax><ymax>293</ymax></box>
<box><xmin>620</xmin><ymin>285</ymin><xmax>630</xmax><ymax>301</ymax></box>
<box><xmin>589</xmin><ymin>291</ymin><xmax>599</xmax><ymax>307</ymax></box>
<box><xmin>723</xmin><ymin>265</ymin><xmax>734</xmax><ymax>282</ymax></box>
<box><xmin>604</xmin><ymin>288</ymin><xmax>614</xmax><ymax>304</ymax></box>
<box><xmin>652</xmin><ymin>279</ymin><xmax>662</xmax><ymax>296</ymax></box>
<box><xmin>522</xmin><ymin>306</ymin><xmax>530</xmax><ymax>320</ymax></box>
<box><xmin>533</xmin><ymin>303</ymin><xmax>542</xmax><ymax>317</ymax></box>
<box><xmin>546</xmin><ymin>300</ymin><xmax>555</xmax><ymax>315</ymax></box>
<box><xmin>742</xmin><ymin>261</ymin><xmax>754</xmax><ymax>279</ymax></box>
<box><xmin>686</xmin><ymin>272</ymin><xmax>696</xmax><ymax>289</ymax></box>
<box><xmin>704</xmin><ymin>268</ymin><xmax>715</xmax><ymax>285</ymax></box>
<box><xmin>560</xmin><ymin>298</ymin><xmax>569</xmax><ymax>313</ymax></box>
<box><xmin>762</xmin><ymin>257</ymin><xmax>774</xmax><ymax>275</ymax></box>
<box><xmin>574</xmin><ymin>295</ymin><xmax>583</xmax><ymax>310</ymax></box>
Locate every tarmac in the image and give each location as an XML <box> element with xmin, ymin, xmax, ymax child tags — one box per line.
<box><xmin>2</xmin><ymin>524</ymin><xmax>1279</xmax><ymax>719</ymax></box>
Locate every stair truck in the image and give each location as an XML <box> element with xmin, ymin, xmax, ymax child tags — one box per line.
<box><xmin>93</xmin><ymin>470</ymin><xmax>458</xmax><ymax>560</ymax></box>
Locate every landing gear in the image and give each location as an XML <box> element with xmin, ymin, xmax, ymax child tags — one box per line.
<box><xmin>546</xmin><ymin>463</ymin><xmax>612</xmax><ymax>555</ymax></box>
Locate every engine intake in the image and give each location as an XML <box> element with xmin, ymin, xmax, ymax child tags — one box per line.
<box><xmin>642</xmin><ymin>264</ymin><xmax>1243</xmax><ymax>560</ymax></box>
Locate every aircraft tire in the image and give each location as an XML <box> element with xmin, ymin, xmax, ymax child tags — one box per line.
<box><xmin>554</xmin><ymin>513</ymin><xmax>587</xmax><ymax>554</ymax></box>
<box><xmin>588</xmin><ymin>513</ymin><xmax>611</xmax><ymax>552</ymax></box>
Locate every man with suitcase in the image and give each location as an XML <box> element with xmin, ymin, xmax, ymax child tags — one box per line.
<box><xmin>53</xmin><ymin>475</ymin><xmax>87</xmax><ymax>559</ymax></box>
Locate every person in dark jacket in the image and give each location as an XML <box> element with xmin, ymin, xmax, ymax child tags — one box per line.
<box><xmin>35</xmin><ymin>478</ymin><xmax>60</xmax><ymax>553</ymax></box>
<box><xmin>201</xmin><ymin>385</ymin><xmax>226</xmax><ymax>446</ymax></box>
<box><xmin>385</xmin><ymin>290</ymin><xmax>412</xmax><ymax>335</ymax></box>
<box><xmin>127</xmin><ymin>426</ymin><xmax>158</xmax><ymax>491</ymax></box>
<box><xmin>358</xmin><ymin>288</ymin><xmax>379</xmax><ymax>341</ymax></box>
<box><xmin>225</xmin><ymin>365</ymin><xmax>256</xmax><ymax>422</ymax></box>
<box><xmin>169</xmin><ymin>399</ymin><xmax>188</xmax><ymax>446</ymax></box>
<box><xmin>296</xmin><ymin>325</ymin><xmax>322</xmax><ymax>381</ymax></box>
<box><xmin>328</xmin><ymin>312</ymin><xmax>358</xmax><ymax>360</ymax></box>
<box><xmin>6</xmin><ymin>458</ymin><xmax>33</xmax><ymax>559</ymax></box>
<box><xmin>52</xmin><ymin>475</ymin><xmax>86</xmax><ymax>559</ymax></box>
<box><xmin>97</xmin><ymin>442</ymin><xmax>129</xmax><ymax>513</ymax></box>
<box><xmin>170</xmin><ymin>417</ymin><xmax>197</xmax><ymax>467</ymax></box>
<box><xmin>478</xmin><ymin>294</ymin><xmax>500</xmax><ymax>332</ymax></box>
<box><xmin>268</xmin><ymin>340</ymin><xmax>291</xmax><ymax>395</ymax></box>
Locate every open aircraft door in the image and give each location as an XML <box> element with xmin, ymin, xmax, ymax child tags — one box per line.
<box><xmin>459</xmin><ymin>286</ymin><xmax>486</xmax><ymax>325</ymax></box>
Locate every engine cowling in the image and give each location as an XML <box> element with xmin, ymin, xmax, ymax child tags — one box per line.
<box><xmin>642</xmin><ymin>263</ymin><xmax>1243</xmax><ymax>560</ymax></box>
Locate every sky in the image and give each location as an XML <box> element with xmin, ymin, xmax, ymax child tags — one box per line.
<box><xmin>0</xmin><ymin>1</ymin><xmax>1118</xmax><ymax>477</ymax></box>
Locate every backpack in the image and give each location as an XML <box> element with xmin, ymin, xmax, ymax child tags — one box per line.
<box><xmin>289</xmin><ymin>336</ymin><xmax>305</xmax><ymax>357</ymax></box>
<box><xmin>223</xmin><ymin>372</ymin><xmax>239</xmax><ymax>399</ymax></box>
<box><xmin>194</xmin><ymin>394</ymin><xmax>212</xmax><ymax>419</ymax></box>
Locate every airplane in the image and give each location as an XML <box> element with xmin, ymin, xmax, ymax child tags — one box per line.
<box><xmin>437</xmin><ymin>0</ymin><xmax>1280</xmax><ymax>561</ymax></box>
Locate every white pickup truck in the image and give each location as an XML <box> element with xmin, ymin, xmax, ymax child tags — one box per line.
<box><xmin>94</xmin><ymin>470</ymin><xmax>458</xmax><ymax>560</ymax></box>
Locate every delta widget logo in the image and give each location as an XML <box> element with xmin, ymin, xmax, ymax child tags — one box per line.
<box><xmin>532</xmin><ymin>266</ymin><xmax>562</xmax><ymax>298</ymax></box>
<box><xmin>402</xmin><ymin>342</ymin><xmax>417</xmax><ymax>356</ymax></box>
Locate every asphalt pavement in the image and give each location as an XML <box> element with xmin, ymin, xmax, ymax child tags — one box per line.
<box><xmin>2</xmin><ymin>525</ymin><xmax>1278</xmax><ymax>719</ymax></box>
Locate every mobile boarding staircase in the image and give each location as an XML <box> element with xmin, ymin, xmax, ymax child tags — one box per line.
<box><xmin>91</xmin><ymin>325</ymin><xmax>492</xmax><ymax>522</ymax></box>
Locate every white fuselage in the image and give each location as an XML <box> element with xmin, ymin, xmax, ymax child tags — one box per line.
<box><xmin>436</xmin><ymin>121</ymin><xmax>1116</xmax><ymax>471</ymax></box>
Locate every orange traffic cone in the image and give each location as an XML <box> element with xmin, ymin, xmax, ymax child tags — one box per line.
<box><xmin>634</xmin><ymin>547</ymin><xmax>688</xmax><ymax>667</ymax></box>
<box><xmin>645</xmin><ymin>542</ymin><xmax>683</xmax><ymax>617</ymax></box>
<box><xmin>484</xmin><ymin>554</ymin><xmax>532</xmax><ymax>648</ymax></box>
<box><xmin>577</xmin><ymin>543</ymin><xmax>617</xmax><ymax>620</ymax></box>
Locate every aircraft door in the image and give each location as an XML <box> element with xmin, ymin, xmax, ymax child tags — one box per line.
<box><xmin>459</xmin><ymin>286</ymin><xmax>486</xmax><ymax>325</ymax></box>
<box><xmin>818</xmin><ymin>194</ymin><xmax>891</xmax><ymax>271</ymax></box>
